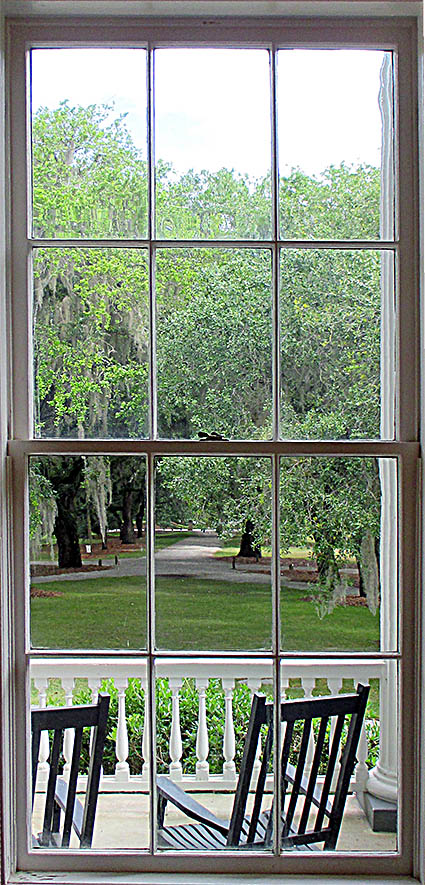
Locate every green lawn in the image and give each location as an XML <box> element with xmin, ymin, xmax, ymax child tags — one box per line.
<box><xmin>30</xmin><ymin>575</ymin><xmax>379</xmax><ymax>652</ymax></box>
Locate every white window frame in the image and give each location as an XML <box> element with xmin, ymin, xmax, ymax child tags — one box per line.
<box><xmin>1</xmin><ymin>9</ymin><xmax>422</xmax><ymax>884</ymax></box>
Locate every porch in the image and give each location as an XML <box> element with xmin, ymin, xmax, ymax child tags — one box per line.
<box><xmin>31</xmin><ymin>656</ymin><xmax>398</xmax><ymax>852</ymax></box>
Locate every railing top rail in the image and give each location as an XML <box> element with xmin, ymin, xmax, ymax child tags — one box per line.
<box><xmin>30</xmin><ymin>657</ymin><xmax>388</xmax><ymax>681</ymax></box>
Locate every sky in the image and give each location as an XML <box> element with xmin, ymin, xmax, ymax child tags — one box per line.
<box><xmin>31</xmin><ymin>47</ymin><xmax>385</xmax><ymax>179</ymax></box>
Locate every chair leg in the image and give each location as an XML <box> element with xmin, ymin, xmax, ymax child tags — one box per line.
<box><xmin>157</xmin><ymin>795</ymin><xmax>167</xmax><ymax>829</ymax></box>
<box><xmin>52</xmin><ymin>801</ymin><xmax>61</xmax><ymax>841</ymax></box>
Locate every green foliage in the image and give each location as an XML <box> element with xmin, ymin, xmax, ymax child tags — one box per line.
<box><xmin>31</xmin><ymin>100</ymin><xmax>384</xmax><ymax>610</ymax></box>
<box><xmin>67</xmin><ymin>677</ymin><xmax>379</xmax><ymax>776</ymax></box>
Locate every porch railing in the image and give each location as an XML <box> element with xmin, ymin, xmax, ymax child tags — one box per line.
<box><xmin>31</xmin><ymin>657</ymin><xmax>387</xmax><ymax>797</ymax></box>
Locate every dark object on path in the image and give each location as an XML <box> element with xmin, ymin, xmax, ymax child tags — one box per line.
<box><xmin>157</xmin><ymin>684</ymin><xmax>369</xmax><ymax>850</ymax></box>
<box><xmin>32</xmin><ymin>694</ymin><xmax>110</xmax><ymax>849</ymax></box>
<box><xmin>238</xmin><ymin>519</ymin><xmax>261</xmax><ymax>558</ymax></box>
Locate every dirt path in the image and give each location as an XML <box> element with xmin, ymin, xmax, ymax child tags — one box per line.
<box><xmin>32</xmin><ymin>531</ymin><xmax>272</xmax><ymax>585</ymax></box>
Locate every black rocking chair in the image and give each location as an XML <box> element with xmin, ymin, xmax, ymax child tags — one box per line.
<box><xmin>157</xmin><ymin>683</ymin><xmax>369</xmax><ymax>851</ymax></box>
<box><xmin>31</xmin><ymin>693</ymin><xmax>110</xmax><ymax>849</ymax></box>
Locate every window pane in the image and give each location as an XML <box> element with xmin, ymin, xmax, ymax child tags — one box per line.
<box><xmin>29</xmin><ymin>455</ymin><xmax>147</xmax><ymax>650</ymax></box>
<box><xmin>279</xmin><ymin>457</ymin><xmax>398</xmax><ymax>653</ymax></box>
<box><xmin>155</xmin><ymin>661</ymin><xmax>274</xmax><ymax>852</ymax></box>
<box><xmin>156</xmin><ymin>248</ymin><xmax>272</xmax><ymax>440</ymax></box>
<box><xmin>33</xmin><ymin>249</ymin><xmax>149</xmax><ymax>439</ymax></box>
<box><xmin>30</xmin><ymin>660</ymin><xmax>151</xmax><ymax>849</ymax></box>
<box><xmin>279</xmin><ymin>666</ymin><xmax>397</xmax><ymax>852</ymax></box>
<box><xmin>155</xmin><ymin>49</ymin><xmax>272</xmax><ymax>239</ymax></box>
<box><xmin>278</xmin><ymin>50</ymin><xmax>393</xmax><ymax>240</ymax></box>
<box><xmin>280</xmin><ymin>250</ymin><xmax>394</xmax><ymax>440</ymax></box>
<box><xmin>155</xmin><ymin>457</ymin><xmax>272</xmax><ymax>651</ymax></box>
<box><xmin>31</xmin><ymin>49</ymin><xmax>148</xmax><ymax>238</ymax></box>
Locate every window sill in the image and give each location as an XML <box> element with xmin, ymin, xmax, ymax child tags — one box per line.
<box><xmin>7</xmin><ymin>874</ymin><xmax>420</xmax><ymax>885</ymax></box>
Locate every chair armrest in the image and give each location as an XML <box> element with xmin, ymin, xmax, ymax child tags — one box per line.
<box><xmin>156</xmin><ymin>775</ymin><xmax>229</xmax><ymax>836</ymax></box>
<box><xmin>54</xmin><ymin>776</ymin><xmax>84</xmax><ymax>840</ymax></box>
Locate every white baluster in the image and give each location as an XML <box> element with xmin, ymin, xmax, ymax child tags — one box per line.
<box><xmin>328</xmin><ymin>677</ymin><xmax>343</xmax><ymax>791</ymax></box>
<box><xmin>302</xmin><ymin>677</ymin><xmax>315</xmax><ymax>777</ymax></box>
<box><xmin>141</xmin><ymin>678</ymin><xmax>150</xmax><ymax>782</ymax></box>
<box><xmin>88</xmin><ymin>679</ymin><xmax>102</xmax><ymax>786</ymax></box>
<box><xmin>222</xmin><ymin>679</ymin><xmax>236</xmax><ymax>782</ymax></box>
<box><xmin>33</xmin><ymin>679</ymin><xmax>50</xmax><ymax>788</ymax></box>
<box><xmin>195</xmin><ymin>679</ymin><xmax>209</xmax><ymax>780</ymax></box>
<box><xmin>353</xmin><ymin>675</ymin><xmax>369</xmax><ymax>796</ymax></box>
<box><xmin>169</xmin><ymin>678</ymin><xmax>183</xmax><ymax>780</ymax></box>
<box><xmin>115</xmin><ymin>679</ymin><xmax>130</xmax><ymax>782</ymax></box>
<box><xmin>62</xmin><ymin>678</ymin><xmax>75</xmax><ymax>778</ymax></box>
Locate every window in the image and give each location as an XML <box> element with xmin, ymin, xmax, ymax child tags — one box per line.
<box><xmin>4</xmin><ymin>12</ymin><xmax>419</xmax><ymax>880</ymax></box>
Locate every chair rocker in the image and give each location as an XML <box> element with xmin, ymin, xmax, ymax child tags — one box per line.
<box><xmin>31</xmin><ymin>693</ymin><xmax>110</xmax><ymax>849</ymax></box>
<box><xmin>157</xmin><ymin>683</ymin><xmax>369</xmax><ymax>851</ymax></box>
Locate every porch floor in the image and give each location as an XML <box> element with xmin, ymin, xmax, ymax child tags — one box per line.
<box><xmin>90</xmin><ymin>792</ymin><xmax>396</xmax><ymax>851</ymax></box>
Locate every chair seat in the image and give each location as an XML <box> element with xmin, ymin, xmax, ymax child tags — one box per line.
<box><xmin>158</xmin><ymin>812</ymin><xmax>268</xmax><ymax>851</ymax></box>
<box><xmin>158</xmin><ymin>810</ymin><xmax>317</xmax><ymax>851</ymax></box>
<box><xmin>158</xmin><ymin>810</ymin><xmax>270</xmax><ymax>850</ymax></box>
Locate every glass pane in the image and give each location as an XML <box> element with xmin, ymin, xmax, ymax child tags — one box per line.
<box><xmin>156</xmin><ymin>248</ymin><xmax>272</xmax><ymax>440</ymax></box>
<box><xmin>155</xmin><ymin>661</ymin><xmax>274</xmax><ymax>851</ymax></box>
<box><xmin>278</xmin><ymin>50</ymin><xmax>393</xmax><ymax>240</ymax></box>
<box><xmin>30</xmin><ymin>661</ymin><xmax>151</xmax><ymax>849</ymax></box>
<box><xmin>154</xmin><ymin>456</ymin><xmax>272</xmax><ymax>651</ymax></box>
<box><xmin>279</xmin><ymin>665</ymin><xmax>398</xmax><ymax>852</ymax></box>
<box><xmin>29</xmin><ymin>455</ymin><xmax>147</xmax><ymax>650</ymax></box>
<box><xmin>31</xmin><ymin>48</ymin><xmax>148</xmax><ymax>238</ymax></box>
<box><xmin>155</xmin><ymin>49</ymin><xmax>271</xmax><ymax>239</ymax></box>
<box><xmin>279</xmin><ymin>457</ymin><xmax>398</xmax><ymax>653</ymax></box>
<box><xmin>280</xmin><ymin>249</ymin><xmax>394</xmax><ymax>440</ymax></box>
<box><xmin>33</xmin><ymin>248</ymin><xmax>149</xmax><ymax>439</ymax></box>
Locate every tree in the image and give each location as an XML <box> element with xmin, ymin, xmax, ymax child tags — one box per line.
<box><xmin>30</xmin><ymin>100</ymin><xmax>383</xmax><ymax>601</ymax></box>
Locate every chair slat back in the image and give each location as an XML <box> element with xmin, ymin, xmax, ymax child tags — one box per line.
<box><xmin>227</xmin><ymin>694</ymin><xmax>271</xmax><ymax>847</ymax></box>
<box><xmin>227</xmin><ymin>684</ymin><xmax>369</xmax><ymax>850</ymax></box>
<box><xmin>280</xmin><ymin>684</ymin><xmax>370</xmax><ymax>850</ymax></box>
<box><xmin>31</xmin><ymin>694</ymin><xmax>110</xmax><ymax>849</ymax></box>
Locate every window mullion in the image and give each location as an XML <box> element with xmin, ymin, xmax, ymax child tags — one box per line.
<box><xmin>148</xmin><ymin>46</ymin><xmax>157</xmax><ymax>441</ymax></box>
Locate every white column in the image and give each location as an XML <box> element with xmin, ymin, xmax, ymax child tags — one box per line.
<box><xmin>169</xmin><ymin>678</ymin><xmax>183</xmax><ymax>780</ymax></box>
<box><xmin>222</xmin><ymin>679</ymin><xmax>236</xmax><ymax>781</ymax></box>
<box><xmin>369</xmin><ymin>52</ymin><xmax>398</xmax><ymax>804</ymax></box>
<box><xmin>62</xmin><ymin>678</ymin><xmax>74</xmax><ymax>778</ymax></box>
<box><xmin>33</xmin><ymin>679</ymin><xmax>50</xmax><ymax>788</ymax></box>
<box><xmin>114</xmin><ymin>678</ymin><xmax>130</xmax><ymax>782</ymax></box>
<box><xmin>195</xmin><ymin>678</ymin><xmax>209</xmax><ymax>780</ymax></box>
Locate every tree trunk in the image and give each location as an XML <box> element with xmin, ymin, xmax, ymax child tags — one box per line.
<box><xmin>120</xmin><ymin>488</ymin><xmax>136</xmax><ymax>543</ymax></box>
<box><xmin>356</xmin><ymin>556</ymin><xmax>367</xmax><ymax>598</ymax></box>
<box><xmin>136</xmin><ymin>498</ymin><xmax>145</xmax><ymax>539</ymax></box>
<box><xmin>49</xmin><ymin>457</ymin><xmax>84</xmax><ymax>568</ymax></box>
<box><xmin>54</xmin><ymin>503</ymin><xmax>82</xmax><ymax>568</ymax></box>
<box><xmin>315</xmin><ymin>543</ymin><xmax>339</xmax><ymax>590</ymax></box>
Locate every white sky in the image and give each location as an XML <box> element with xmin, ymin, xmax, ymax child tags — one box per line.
<box><xmin>31</xmin><ymin>47</ymin><xmax>384</xmax><ymax>179</ymax></box>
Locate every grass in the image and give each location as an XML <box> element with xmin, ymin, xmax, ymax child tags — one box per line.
<box><xmin>30</xmin><ymin>575</ymin><xmax>379</xmax><ymax>653</ymax></box>
<box><xmin>215</xmin><ymin>543</ymin><xmax>315</xmax><ymax>559</ymax></box>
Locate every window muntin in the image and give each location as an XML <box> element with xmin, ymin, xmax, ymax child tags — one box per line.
<box><xmin>6</xmin><ymin>15</ymin><xmax>418</xmax><ymax>877</ymax></box>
